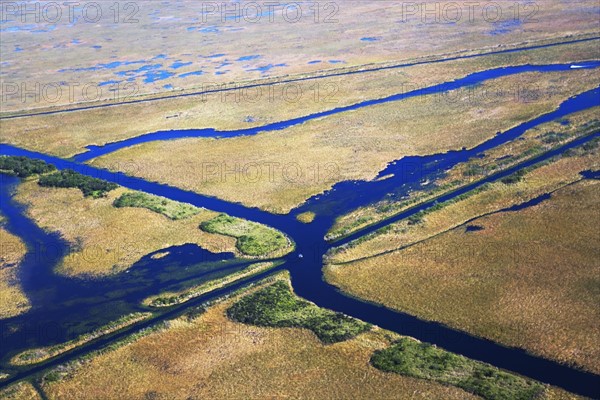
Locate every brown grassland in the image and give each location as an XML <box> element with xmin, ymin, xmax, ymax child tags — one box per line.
<box><xmin>2</xmin><ymin>37</ymin><xmax>599</xmax><ymax>158</ymax></box>
<box><xmin>0</xmin><ymin>381</ymin><xmax>42</xmax><ymax>400</ymax></box>
<box><xmin>0</xmin><ymin>223</ymin><xmax>30</xmax><ymax>319</ymax></box>
<box><xmin>328</xmin><ymin>140</ymin><xmax>600</xmax><ymax>263</ymax></box>
<box><xmin>1</xmin><ymin>1</ymin><xmax>598</xmax><ymax>111</ymax></box>
<box><xmin>325</xmin><ymin>175</ymin><xmax>600</xmax><ymax>373</ymax></box>
<box><xmin>328</xmin><ymin>107</ymin><xmax>600</xmax><ymax>239</ymax></box>
<box><xmin>90</xmin><ymin>68</ymin><xmax>600</xmax><ymax>213</ymax></box>
<box><xmin>12</xmin><ymin>181</ymin><xmax>238</xmax><ymax>277</ymax></box>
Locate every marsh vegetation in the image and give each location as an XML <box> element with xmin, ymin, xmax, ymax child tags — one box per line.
<box><xmin>12</xmin><ymin>313</ymin><xmax>151</xmax><ymax>366</ymax></box>
<box><xmin>327</xmin><ymin>110</ymin><xmax>600</xmax><ymax>240</ymax></box>
<box><xmin>201</xmin><ymin>214</ymin><xmax>292</xmax><ymax>257</ymax></box>
<box><xmin>145</xmin><ymin>261</ymin><xmax>279</xmax><ymax>307</ymax></box>
<box><xmin>113</xmin><ymin>191</ymin><xmax>200</xmax><ymax>220</ymax></box>
<box><xmin>0</xmin><ymin>225</ymin><xmax>29</xmax><ymax>319</ymax></box>
<box><xmin>326</xmin><ymin>158</ymin><xmax>600</xmax><ymax>373</ymax></box>
<box><xmin>371</xmin><ymin>338</ymin><xmax>544</xmax><ymax>400</ymax></box>
<box><xmin>0</xmin><ymin>156</ymin><xmax>55</xmax><ymax>178</ymax></box>
<box><xmin>227</xmin><ymin>281</ymin><xmax>371</xmax><ymax>343</ymax></box>
<box><xmin>38</xmin><ymin>169</ymin><xmax>118</xmax><ymax>198</ymax></box>
<box><xmin>13</xmin><ymin>181</ymin><xmax>237</xmax><ymax>276</ymax></box>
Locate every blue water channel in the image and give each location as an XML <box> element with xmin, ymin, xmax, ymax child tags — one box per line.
<box><xmin>73</xmin><ymin>61</ymin><xmax>600</xmax><ymax>162</ymax></box>
<box><xmin>0</xmin><ymin>64</ymin><xmax>599</xmax><ymax>396</ymax></box>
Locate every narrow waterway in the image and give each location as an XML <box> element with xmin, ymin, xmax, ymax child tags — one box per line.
<box><xmin>73</xmin><ymin>61</ymin><xmax>600</xmax><ymax>162</ymax></box>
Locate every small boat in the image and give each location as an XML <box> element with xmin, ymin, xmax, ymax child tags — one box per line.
<box><xmin>298</xmin><ymin>254</ymin><xmax>304</xmax><ymax>259</ymax></box>
<box><xmin>570</xmin><ymin>65</ymin><xmax>585</xmax><ymax>69</ymax></box>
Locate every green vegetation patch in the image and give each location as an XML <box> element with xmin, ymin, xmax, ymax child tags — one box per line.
<box><xmin>200</xmin><ymin>213</ymin><xmax>289</xmax><ymax>256</ymax></box>
<box><xmin>500</xmin><ymin>169</ymin><xmax>527</xmax><ymax>185</ymax></box>
<box><xmin>371</xmin><ymin>338</ymin><xmax>544</xmax><ymax>400</ymax></box>
<box><xmin>227</xmin><ymin>281</ymin><xmax>371</xmax><ymax>343</ymax></box>
<box><xmin>296</xmin><ymin>211</ymin><xmax>316</xmax><ymax>224</ymax></box>
<box><xmin>113</xmin><ymin>191</ymin><xmax>200</xmax><ymax>220</ymax></box>
<box><xmin>38</xmin><ymin>169</ymin><xmax>118</xmax><ymax>198</ymax></box>
<box><xmin>539</xmin><ymin>131</ymin><xmax>570</xmax><ymax>144</ymax></box>
<box><xmin>0</xmin><ymin>156</ymin><xmax>56</xmax><ymax>178</ymax></box>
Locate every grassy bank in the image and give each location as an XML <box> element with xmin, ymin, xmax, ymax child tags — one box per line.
<box><xmin>37</xmin><ymin>274</ymin><xmax>480</xmax><ymax>399</ymax></box>
<box><xmin>38</xmin><ymin>169</ymin><xmax>118</xmax><ymax>198</ymax></box>
<box><xmin>31</xmin><ymin>275</ymin><xmax>579</xmax><ymax>399</ymax></box>
<box><xmin>144</xmin><ymin>261</ymin><xmax>280</xmax><ymax>307</ymax></box>
<box><xmin>328</xmin><ymin>134</ymin><xmax>600</xmax><ymax>264</ymax></box>
<box><xmin>4</xmin><ymin>34</ymin><xmax>599</xmax><ymax>159</ymax></box>
<box><xmin>200</xmin><ymin>214</ymin><xmax>292</xmax><ymax>257</ymax></box>
<box><xmin>90</xmin><ymin>67</ymin><xmax>600</xmax><ymax>214</ymax></box>
<box><xmin>11</xmin><ymin>313</ymin><xmax>152</xmax><ymax>366</ymax></box>
<box><xmin>372</xmin><ymin>338</ymin><xmax>544</xmax><ymax>400</ymax></box>
<box><xmin>113</xmin><ymin>191</ymin><xmax>200</xmax><ymax>220</ymax></box>
<box><xmin>327</xmin><ymin>108</ymin><xmax>600</xmax><ymax>240</ymax></box>
<box><xmin>0</xmin><ymin>156</ymin><xmax>55</xmax><ymax>178</ymax></box>
<box><xmin>0</xmin><ymin>225</ymin><xmax>30</xmax><ymax>319</ymax></box>
<box><xmin>13</xmin><ymin>182</ymin><xmax>237</xmax><ymax>277</ymax></box>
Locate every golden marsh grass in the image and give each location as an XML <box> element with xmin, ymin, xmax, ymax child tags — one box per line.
<box><xmin>328</xmin><ymin>107</ymin><xmax>600</xmax><ymax>239</ymax></box>
<box><xmin>329</xmin><ymin>149</ymin><xmax>600</xmax><ymax>263</ymax></box>
<box><xmin>0</xmin><ymin>381</ymin><xmax>42</xmax><ymax>400</ymax></box>
<box><xmin>0</xmin><ymin>226</ymin><xmax>30</xmax><ymax>319</ymax></box>
<box><xmin>2</xmin><ymin>0</ymin><xmax>598</xmax><ymax>111</ymax></box>
<box><xmin>326</xmin><ymin>178</ymin><xmax>600</xmax><ymax>374</ymax></box>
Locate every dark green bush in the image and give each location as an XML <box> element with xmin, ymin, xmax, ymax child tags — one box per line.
<box><xmin>200</xmin><ymin>213</ymin><xmax>289</xmax><ymax>257</ymax></box>
<box><xmin>0</xmin><ymin>156</ymin><xmax>56</xmax><ymax>177</ymax></box>
<box><xmin>227</xmin><ymin>281</ymin><xmax>371</xmax><ymax>343</ymax></box>
<box><xmin>113</xmin><ymin>191</ymin><xmax>199</xmax><ymax>219</ymax></box>
<box><xmin>500</xmin><ymin>169</ymin><xmax>526</xmax><ymax>185</ymax></box>
<box><xmin>540</xmin><ymin>131</ymin><xmax>570</xmax><ymax>144</ymax></box>
<box><xmin>38</xmin><ymin>169</ymin><xmax>118</xmax><ymax>198</ymax></box>
<box><xmin>371</xmin><ymin>338</ymin><xmax>544</xmax><ymax>400</ymax></box>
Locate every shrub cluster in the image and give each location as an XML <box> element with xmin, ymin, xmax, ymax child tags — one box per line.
<box><xmin>113</xmin><ymin>191</ymin><xmax>200</xmax><ymax>220</ymax></box>
<box><xmin>227</xmin><ymin>281</ymin><xmax>371</xmax><ymax>343</ymax></box>
<box><xmin>0</xmin><ymin>156</ymin><xmax>56</xmax><ymax>178</ymax></box>
<box><xmin>500</xmin><ymin>169</ymin><xmax>526</xmax><ymax>185</ymax></box>
<box><xmin>201</xmin><ymin>213</ymin><xmax>289</xmax><ymax>257</ymax></box>
<box><xmin>371</xmin><ymin>338</ymin><xmax>544</xmax><ymax>400</ymax></box>
<box><xmin>38</xmin><ymin>169</ymin><xmax>118</xmax><ymax>198</ymax></box>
